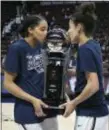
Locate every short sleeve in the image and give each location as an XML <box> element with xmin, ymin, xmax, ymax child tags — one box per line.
<box><xmin>5</xmin><ymin>45</ymin><xmax>20</xmax><ymax>73</ymax></box>
<box><xmin>79</xmin><ymin>47</ymin><xmax>97</xmax><ymax>72</ymax></box>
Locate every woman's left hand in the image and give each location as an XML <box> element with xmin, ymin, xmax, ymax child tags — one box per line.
<box><xmin>59</xmin><ymin>100</ymin><xmax>76</xmax><ymax>117</ymax></box>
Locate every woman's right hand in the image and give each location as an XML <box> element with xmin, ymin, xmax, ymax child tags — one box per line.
<box><xmin>31</xmin><ymin>98</ymin><xmax>49</xmax><ymax>117</ymax></box>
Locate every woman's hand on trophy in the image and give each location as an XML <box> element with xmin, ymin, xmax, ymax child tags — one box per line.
<box><xmin>59</xmin><ymin>100</ymin><xmax>76</xmax><ymax>118</ymax></box>
<box><xmin>31</xmin><ymin>98</ymin><xmax>49</xmax><ymax>117</ymax></box>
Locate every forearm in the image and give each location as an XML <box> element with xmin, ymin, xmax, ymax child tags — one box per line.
<box><xmin>4</xmin><ymin>81</ymin><xmax>36</xmax><ymax>103</ymax></box>
<box><xmin>73</xmin><ymin>81</ymin><xmax>99</xmax><ymax>106</ymax></box>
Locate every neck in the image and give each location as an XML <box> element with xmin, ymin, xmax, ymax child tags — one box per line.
<box><xmin>79</xmin><ymin>34</ymin><xmax>92</xmax><ymax>46</ymax></box>
<box><xmin>24</xmin><ymin>37</ymin><xmax>37</xmax><ymax>48</ymax></box>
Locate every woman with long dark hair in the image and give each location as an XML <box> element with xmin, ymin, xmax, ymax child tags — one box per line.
<box><xmin>3</xmin><ymin>15</ymin><xmax>59</xmax><ymax>130</ymax></box>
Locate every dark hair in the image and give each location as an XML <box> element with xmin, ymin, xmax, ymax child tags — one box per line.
<box><xmin>18</xmin><ymin>15</ymin><xmax>46</xmax><ymax>37</ymax></box>
<box><xmin>70</xmin><ymin>2</ymin><xmax>97</xmax><ymax>37</ymax></box>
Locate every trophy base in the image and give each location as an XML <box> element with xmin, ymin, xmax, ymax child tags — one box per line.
<box><xmin>42</xmin><ymin>98</ymin><xmax>65</xmax><ymax>115</ymax></box>
<box><xmin>43</xmin><ymin>106</ymin><xmax>65</xmax><ymax>116</ymax></box>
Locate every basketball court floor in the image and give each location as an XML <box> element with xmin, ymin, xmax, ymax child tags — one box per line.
<box><xmin>1</xmin><ymin>103</ymin><xmax>76</xmax><ymax>130</ymax></box>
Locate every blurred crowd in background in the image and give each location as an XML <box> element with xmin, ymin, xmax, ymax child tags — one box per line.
<box><xmin>1</xmin><ymin>1</ymin><xmax>109</xmax><ymax>96</ymax></box>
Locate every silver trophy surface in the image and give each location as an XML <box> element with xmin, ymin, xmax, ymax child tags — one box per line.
<box><xmin>42</xmin><ymin>27</ymin><xmax>71</xmax><ymax>113</ymax></box>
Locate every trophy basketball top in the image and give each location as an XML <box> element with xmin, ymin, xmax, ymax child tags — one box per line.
<box><xmin>46</xmin><ymin>26</ymin><xmax>68</xmax><ymax>52</ymax></box>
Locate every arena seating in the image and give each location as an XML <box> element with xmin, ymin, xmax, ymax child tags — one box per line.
<box><xmin>1</xmin><ymin>2</ymin><xmax>109</xmax><ymax>97</ymax></box>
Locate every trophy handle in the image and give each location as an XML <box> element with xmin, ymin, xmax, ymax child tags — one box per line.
<box><xmin>41</xmin><ymin>49</ymin><xmax>48</xmax><ymax>98</ymax></box>
<box><xmin>61</xmin><ymin>48</ymin><xmax>71</xmax><ymax>100</ymax></box>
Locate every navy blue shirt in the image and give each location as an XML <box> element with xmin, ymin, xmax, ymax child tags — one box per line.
<box><xmin>75</xmin><ymin>39</ymin><xmax>109</xmax><ymax>117</ymax></box>
<box><xmin>5</xmin><ymin>39</ymin><xmax>45</xmax><ymax>123</ymax></box>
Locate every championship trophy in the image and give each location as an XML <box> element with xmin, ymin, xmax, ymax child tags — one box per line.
<box><xmin>42</xmin><ymin>27</ymin><xmax>71</xmax><ymax>115</ymax></box>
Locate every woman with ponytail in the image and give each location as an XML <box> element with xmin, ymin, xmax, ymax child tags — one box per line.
<box><xmin>60</xmin><ymin>3</ymin><xmax>109</xmax><ymax>130</ymax></box>
<box><xmin>3</xmin><ymin>15</ymin><xmax>59</xmax><ymax>130</ymax></box>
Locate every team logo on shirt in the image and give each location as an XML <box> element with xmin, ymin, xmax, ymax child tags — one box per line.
<box><xmin>26</xmin><ymin>54</ymin><xmax>44</xmax><ymax>73</ymax></box>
